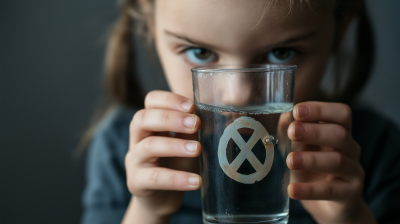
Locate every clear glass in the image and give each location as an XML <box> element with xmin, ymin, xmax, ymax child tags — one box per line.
<box><xmin>192</xmin><ymin>64</ymin><xmax>296</xmax><ymax>224</ymax></box>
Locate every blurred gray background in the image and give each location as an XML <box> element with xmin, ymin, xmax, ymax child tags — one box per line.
<box><xmin>0</xmin><ymin>1</ymin><xmax>399</xmax><ymax>224</ymax></box>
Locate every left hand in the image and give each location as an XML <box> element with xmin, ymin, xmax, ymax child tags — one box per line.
<box><xmin>287</xmin><ymin>102</ymin><xmax>376</xmax><ymax>224</ymax></box>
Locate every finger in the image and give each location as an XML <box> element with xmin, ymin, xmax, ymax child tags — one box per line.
<box><xmin>288</xmin><ymin>181</ymin><xmax>355</xmax><ymax>201</ymax></box>
<box><xmin>145</xmin><ymin>90</ymin><xmax>194</xmax><ymax>113</ymax></box>
<box><xmin>136</xmin><ymin>137</ymin><xmax>201</xmax><ymax>162</ymax></box>
<box><xmin>286</xmin><ymin>151</ymin><xmax>363</xmax><ymax>179</ymax></box>
<box><xmin>130</xmin><ymin>109</ymin><xmax>201</xmax><ymax>143</ymax></box>
<box><xmin>293</xmin><ymin>102</ymin><xmax>352</xmax><ymax>131</ymax></box>
<box><xmin>128</xmin><ymin>167</ymin><xmax>202</xmax><ymax>196</ymax></box>
<box><xmin>289</xmin><ymin>122</ymin><xmax>349</xmax><ymax>147</ymax></box>
<box><xmin>288</xmin><ymin>122</ymin><xmax>360</xmax><ymax>158</ymax></box>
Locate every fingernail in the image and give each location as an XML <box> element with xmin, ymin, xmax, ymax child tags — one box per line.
<box><xmin>185</xmin><ymin>142</ymin><xmax>197</xmax><ymax>152</ymax></box>
<box><xmin>188</xmin><ymin>176</ymin><xmax>199</xmax><ymax>186</ymax></box>
<box><xmin>184</xmin><ymin>116</ymin><xmax>197</xmax><ymax>129</ymax></box>
<box><xmin>297</xmin><ymin>106</ymin><xmax>309</xmax><ymax>118</ymax></box>
<box><xmin>181</xmin><ymin>101</ymin><xmax>193</xmax><ymax>111</ymax></box>
<box><xmin>291</xmin><ymin>153</ymin><xmax>304</xmax><ymax>166</ymax></box>
<box><xmin>293</xmin><ymin>123</ymin><xmax>305</xmax><ymax>137</ymax></box>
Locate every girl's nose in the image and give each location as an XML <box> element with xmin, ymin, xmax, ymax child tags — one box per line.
<box><xmin>218</xmin><ymin>57</ymin><xmax>259</xmax><ymax>107</ymax></box>
<box><xmin>220</xmin><ymin>55</ymin><xmax>254</xmax><ymax>66</ymax></box>
<box><xmin>221</xmin><ymin>72</ymin><xmax>252</xmax><ymax>107</ymax></box>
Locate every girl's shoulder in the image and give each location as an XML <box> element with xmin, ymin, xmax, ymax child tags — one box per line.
<box><xmin>351</xmin><ymin>107</ymin><xmax>400</xmax><ymax>221</ymax></box>
<box><xmin>94</xmin><ymin>106</ymin><xmax>136</xmax><ymax>140</ymax></box>
<box><xmin>82</xmin><ymin>106</ymin><xmax>138</xmax><ymax>224</ymax></box>
<box><xmin>352</xmin><ymin>107</ymin><xmax>400</xmax><ymax>166</ymax></box>
<box><xmin>352</xmin><ymin>107</ymin><xmax>400</xmax><ymax>152</ymax></box>
<box><xmin>352</xmin><ymin>107</ymin><xmax>398</xmax><ymax>131</ymax></box>
<box><xmin>87</xmin><ymin>106</ymin><xmax>137</xmax><ymax>168</ymax></box>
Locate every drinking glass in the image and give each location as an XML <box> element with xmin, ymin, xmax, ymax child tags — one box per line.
<box><xmin>192</xmin><ymin>64</ymin><xmax>296</xmax><ymax>224</ymax></box>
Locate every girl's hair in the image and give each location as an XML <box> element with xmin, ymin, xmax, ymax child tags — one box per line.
<box><xmin>105</xmin><ymin>0</ymin><xmax>146</xmax><ymax>109</ymax></box>
<box><xmin>106</xmin><ymin>0</ymin><xmax>374</xmax><ymax>109</ymax></box>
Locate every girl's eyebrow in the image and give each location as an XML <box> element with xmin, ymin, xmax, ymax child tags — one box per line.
<box><xmin>165</xmin><ymin>30</ymin><xmax>219</xmax><ymax>50</ymax></box>
<box><xmin>279</xmin><ymin>31</ymin><xmax>317</xmax><ymax>45</ymax></box>
<box><xmin>165</xmin><ymin>29</ymin><xmax>317</xmax><ymax>50</ymax></box>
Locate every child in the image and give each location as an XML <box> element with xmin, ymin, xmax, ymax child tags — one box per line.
<box><xmin>82</xmin><ymin>0</ymin><xmax>400</xmax><ymax>223</ymax></box>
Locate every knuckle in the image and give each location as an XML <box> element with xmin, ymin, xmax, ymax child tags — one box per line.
<box><xmin>125</xmin><ymin>154</ymin><xmax>141</xmax><ymax>193</ymax></box>
<box><xmin>310</xmin><ymin>153</ymin><xmax>317</xmax><ymax>168</ymax></box>
<box><xmin>150</xmin><ymin>169</ymin><xmax>161</xmax><ymax>185</ymax></box>
<box><xmin>166</xmin><ymin>138</ymin><xmax>175</xmax><ymax>152</ymax></box>
<box><xmin>351</xmin><ymin>176</ymin><xmax>364</xmax><ymax>194</ymax></box>
<box><xmin>168</xmin><ymin>173</ymin><xmax>178</xmax><ymax>186</ymax></box>
<box><xmin>125</xmin><ymin>149</ymin><xmax>140</xmax><ymax>168</ymax></box>
<box><xmin>341</xmin><ymin>103</ymin><xmax>352</xmax><ymax>118</ymax></box>
<box><xmin>133</xmin><ymin>109</ymin><xmax>147</xmax><ymax>124</ymax></box>
<box><xmin>334</xmin><ymin>153</ymin><xmax>346</xmax><ymax>169</ymax></box>
<box><xmin>129</xmin><ymin>120</ymin><xmax>134</xmax><ymax>133</ymax></box>
<box><xmin>334</xmin><ymin>125</ymin><xmax>348</xmax><ymax>142</ymax></box>
<box><xmin>124</xmin><ymin>151</ymin><xmax>133</xmax><ymax>167</ymax></box>
<box><xmin>311</xmin><ymin>125</ymin><xmax>320</xmax><ymax>141</ymax></box>
<box><xmin>315</xmin><ymin>103</ymin><xmax>323</xmax><ymax>117</ymax></box>
<box><xmin>358</xmin><ymin>166</ymin><xmax>365</xmax><ymax>182</ymax></box>
<box><xmin>161</xmin><ymin>111</ymin><xmax>173</xmax><ymax>126</ymax></box>
<box><xmin>164</xmin><ymin>94</ymin><xmax>175</xmax><ymax>106</ymax></box>
<box><xmin>127</xmin><ymin>178</ymin><xmax>136</xmax><ymax>193</ymax></box>
<box><xmin>143</xmin><ymin>137</ymin><xmax>156</xmax><ymax>154</ymax></box>
<box><xmin>144</xmin><ymin>90</ymin><xmax>158</xmax><ymax>107</ymax></box>
<box><xmin>308</xmin><ymin>185</ymin><xmax>315</xmax><ymax>198</ymax></box>
<box><xmin>325</xmin><ymin>185</ymin><xmax>334</xmax><ymax>199</ymax></box>
<box><xmin>126</xmin><ymin>170</ymin><xmax>139</xmax><ymax>193</ymax></box>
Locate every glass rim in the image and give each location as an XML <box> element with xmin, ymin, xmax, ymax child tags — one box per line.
<box><xmin>191</xmin><ymin>64</ymin><xmax>297</xmax><ymax>73</ymax></box>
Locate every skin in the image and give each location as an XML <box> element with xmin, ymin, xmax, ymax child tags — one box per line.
<box><xmin>122</xmin><ymin>0</ymin><xmax>377</xmax><ymax>223</ymax></box>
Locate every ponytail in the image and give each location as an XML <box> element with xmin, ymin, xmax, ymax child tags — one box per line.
<box><xmin>105</xmin><ymin>0</ymin><xmax>145</xmax><ymax>109</ymax></box>
<box><xmin>79</xmin><ymin>0</ymin><xmax>147</xmax><ymax>151</ymax></box>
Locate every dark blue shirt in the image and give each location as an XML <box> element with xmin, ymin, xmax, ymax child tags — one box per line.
<box><xmin>81</xmin><ymin>106</ymin><xmax>400</xmax><ymax>224</ymax></box>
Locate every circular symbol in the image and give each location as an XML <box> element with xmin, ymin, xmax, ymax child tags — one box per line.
<box><xmin>218</xmin><ymin>116</ymin><xmax>274</xmax><ymax>184</ymax></box>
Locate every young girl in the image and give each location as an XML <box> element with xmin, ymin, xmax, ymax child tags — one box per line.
<box><xmin>82</xmin><ymin>0</ymin><xmax>400</xmax><ymax>223</ymax></box>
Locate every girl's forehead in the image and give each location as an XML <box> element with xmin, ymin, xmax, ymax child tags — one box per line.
<box><xmin>155</xmin><ymin>0</ymin><xmax>335</xmax><ymax>52</ymax></box>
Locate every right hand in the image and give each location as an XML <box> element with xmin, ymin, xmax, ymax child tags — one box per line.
<box><xmin>123</xmin><ymin>91</ymin><xmax>202</xmax><ymax>223</ymax></box>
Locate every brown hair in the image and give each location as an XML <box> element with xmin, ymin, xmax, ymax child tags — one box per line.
<box><xmin>105</xmin><ymin>0</ymin><xmax>146</xmax><ymax>109</ymax></box>
<box><xmin>79</xmin><ymin>0</ymin><xmax>146</xmax><ymax>150</ymax></box>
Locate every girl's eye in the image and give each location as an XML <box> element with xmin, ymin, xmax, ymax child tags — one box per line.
<box><xmin>185</xmin><ymin>48</ymin><xmax>216</xmax><ymax>64</ymax></box>
<box><xmin>267</xmin><ymin>48</ymin><xmax>296</xmax><ymax>63</ymax></box>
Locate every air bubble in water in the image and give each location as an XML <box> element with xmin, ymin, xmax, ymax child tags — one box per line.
<box><xmin>262</xmin><ymin>135</ymin><xmax>278</xmax><ymax>146</ymax></box>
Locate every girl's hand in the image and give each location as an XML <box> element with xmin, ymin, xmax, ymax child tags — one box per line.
<box><xmin>287</xmin><ymin>102</ymin><xmax>376</xmax><ymax>224</ymax></box>
<box><xmin>122</xmin><ymin>91</ymin><xmax>202</xmax><ymax>224</ymax></box>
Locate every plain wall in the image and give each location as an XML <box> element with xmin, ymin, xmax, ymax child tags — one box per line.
<box><xmin>0</xmin><ymin>1</ymin><xmax>116</xmax><ymax>223</ymax></box>
<box><xmin>0</xmin><ymin>1</ymin><xmax>399</xmax><ymax>224</ymax></box>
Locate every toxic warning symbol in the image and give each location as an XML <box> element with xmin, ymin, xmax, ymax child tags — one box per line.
<box><xmin>218</xmin><ymin>116</ymin><xmax>274</xmax><ymax>184</ymax></box>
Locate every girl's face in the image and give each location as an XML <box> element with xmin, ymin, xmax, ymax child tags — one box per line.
<box><xmin>151</xmin><ymin>0</ymin><xmax>337</xmax><ymax>103</ymax></box>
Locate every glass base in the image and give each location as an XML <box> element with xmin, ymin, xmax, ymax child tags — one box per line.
<box><xmin>203</xmin><ymin>213</ymin><xmax>288</xmax><ymax>224</ymax></box>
